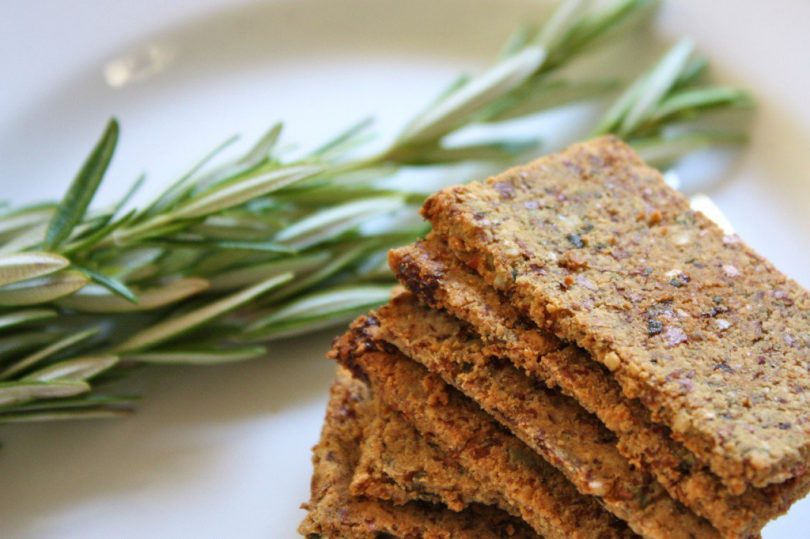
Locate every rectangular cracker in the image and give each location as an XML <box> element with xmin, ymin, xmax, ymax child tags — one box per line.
<box><xmin>390</xmin><ymin>235</ymin><xmax>809</xmax><ymax>537</ymax></box>
<box><xmin>366</xmin><ymin>293</ymin><xmax>717</xmax><ymax>538</ymax></box>
<box><xmin>298</xmin><ymin>366</ymin><xmax>534</xmax><ymax>538</ymax></box>
<box><xmin>352</xmin><ymin>396</ymin><xmax>512</xmax><ymax>513</ymax></box>
<box><xmin>332</xmin><ymin>325</ymin><xmax>634</xmax><ymax>539</ymax></box>
<box><xmin>422</xmin><ymin>136</ymin><xmax>810</xmax><ymax>490</ymax></box>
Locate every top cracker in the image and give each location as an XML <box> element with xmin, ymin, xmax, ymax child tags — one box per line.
<box><xmin>422</xmin><ymin>136</ymin><xmax>810</xmax><ymax>490</ymax></box>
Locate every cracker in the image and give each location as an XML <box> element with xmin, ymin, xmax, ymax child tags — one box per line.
<box><xmin>423</xmin><ymin>136</ymin><xmax>810</xmax><ymax>490</ymax></box>
<box><xmin>352</xmin><ymin>397</ymin><xmax>511</xmax><ymax>513</ymax></box>
<box><xmin>298</xmin><ymin>366</ymin><xmax>533</xmax><ymax>538</ymax></box>
<box><xmin>389</xmin><ymin>235</ymin><xmax>808</xmax><ymax>537</ymax></box>
<box><xmin>331</xmin><ymin>327</ymin><xmax>633</xmax><ymax>539</ymax></box>
<box><xmin>367</xmin><ymin>294</ymin><xmax>717</xmax><ymax>538</ymax></box>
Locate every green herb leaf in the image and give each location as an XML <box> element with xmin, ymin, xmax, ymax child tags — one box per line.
<box><xmin>0</xmin><ymin>252</ymin><xmax>70</xmax><ymax>287</ymax></box>
<box><xmin>535</xmin><ymin>0</ymin><xmax>588</xmax><ymax>51</ymax></box>
<box><xmin>171</xmin><ymin>164</ymin><xmax>322</xmax><ymax>219</ymax></box>
<box><xmin>551</xmin><ymin>0</ymin><xmax>653</xmax><ymax>66</ymax></box>
<box><xmin>114</xmin><ymin>173</ymin><xmax>147</xmax><ymax>216</ymax></box>
<box><xmin>62</xmin><ymin>208</ymin><xmax>137</xmax><ymax>255</ymax></box>
<box><xmin>156</xmin><ymin>237</ymin><xmax>296</xmax><ymax>254</ymax></box>
<box><xmin>239</xmin><ymin>123</ymin><xmax>284</xmax><ymax>168</ymax></box>
<box><xmin>75</xmin><ymin>265</ymin><xmax>139</xmax><ymax>304</ymax></box>
<box><xmin>651</xmin><ymin>86</ymin><xmax>753</xmax><ymax>123</ymax></box>
<box><xmin>0</xmin><ymin>407</ymin><xmax>131</xmax><ymax>423</ymax></box>
<box><xmin>115</xmin><ymin>272</ymin><xmax>293</xmax><ymax>352</ymax></box>
<box><xmin>0</xmin><ymin>331</ymin><xmax>61</xmax><ymax>361</ymax></box>
<box><xmin>0</xmin><ymin>309</ymin><xmax>57</xmax><ymax>332</ymax></box>
<box><xmin>402</xmin><ymin>75</ymin><xmax>471</xmax><ymax>134</ymax></box>
<box><xmin>499</xmin><ymin>24</ymin><xmax>537</xmax><ymax>59</ymax></box>
<box><xmin>9</xmin><ymin>394</ymin><xmax>138</xmax><ymax>413</ymax></box>
<box><xmin>57</xmin><ymin>277</ymin><xmax>209</xmax><ymax>313</ymax></box>
<box><xmin>275</xmin><ymin>196</ymin><xmax>407</xmax><ymax>250</ymax></box>
<box><xmin>398</xmin><ymin>46</ymin><xmax>547</xmax><ymax>145</ymax></box>
<box><xmin>45</xmin><ymin>119</ymin><xmax>119</xmax><ymax>250</ymax></box>
<box><xmin>140</xmin><ymin>135</ymin><xmax>240</xmax><ymax>218</ymax></box>
<box><xmin>101</xmin><ymin>247</ymin><xmax>165</xmax><ymax>281</ymax></box>
<box><xmin>619</xmin><ymin>38</ymin><xmax>695</xmax><ymax>135</ymax></box>
<box><xmin>0</xmin><ymin>380</ymin><xmax>90</xmax><ymax>409</ymax></box>
<box><xmin>390</xmin><ymin>139</ymin><xmax>539</xmax><ymax>166</ymax></box>
<box><xmin>312</xmin><ymin>117</ymin><xmax>374</xmax><ymax>158</ymax></box>
<box><xmin>124</xmin><ymin>346</ymin><xmax>266</xmax><ymax>365</ymax></box>
<box><xmin>263</xmin><ymin>243</ymin><xmax>374</xmax><ymax>303</ymax></box>
<box><xmin>189</xmin><ymin>124</ymin><xmax>287</xmax><ymax>194</ymax></box>
<box><xmin>209</xmin><ymin>251</ymin><xmax>330</xmax><ymax>291</ymax></box>
<box><xmin>0</xmin><ymin>327</ymin><xmax>100</xmax><ymax>380</ymax></box>
<box><xmin>479</xmin><ymin>78</ymin><xmax>616</xmax><ymax>123</ymax></box>
<box><xmin>24</xmin><ymin>355</ymin><xmax>118</xmax><ymax>382</ymax></box>
<box><xmin>0</xmin><ymin>206</ymin><xmax>54</xmax><ymax>242</ymax></box>
<box><xmin>245</xmin><ymin>284</ymin><xmax>392</xmax><ymax>340</ymax></box>
<box><xmin>0</xmin><ymin>270</ymin><xmax>89</xmax><ymax>306</ymax></box>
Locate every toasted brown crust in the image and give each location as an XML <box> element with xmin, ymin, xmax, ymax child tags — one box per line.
<box><xmin>298</xmin><ymin>366</ymin><xmax>534</xmax><ymax>538</ymax></box>
<box><xmin>390</xmin><ymin>236</ymin><xmax>809</xmax><ymax>537</ymax></box>
<box><xmin>352</xmin><ymin>396</ymin><xmax>511</xmax><ymax>513</ymax></box>
<box><xmin>422</xmin><ymin>136</ymin><xmax>810</xmax><ymax>489</ymax></box>
<box><xmin>367</xmin><ymin>293</ymin><xmax>717</xmax><ymax>539</ymax></box>
<box><xmin>331</xmin><ymin>324</ymin><xmax>634</xmax><ymax>539</ymax></box>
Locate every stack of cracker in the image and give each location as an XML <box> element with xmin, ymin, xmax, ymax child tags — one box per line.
<box><xmin>300</xmin><ymin>137</ymin><xmax>810</xmax><ymax>538</ymax></box>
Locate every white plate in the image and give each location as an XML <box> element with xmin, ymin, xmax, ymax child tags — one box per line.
<box><xmin>1</xmin><ymin>1</ymin><xmax>809</xmax><ymax>537</ymax></box>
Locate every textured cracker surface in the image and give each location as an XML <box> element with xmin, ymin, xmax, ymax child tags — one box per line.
<box><xmin>368</xmin><ymin>294</ymin><xmax>716</xmax><ymax>539</ymax></box>
<box><xmin>331</xmin><ymin>325</ymin><xmax>633</xmax><ymax>539</ymax></box>
<box><xmin>423</xmin><ymin>136</ymin><xmax>810</xmax><ymax>489</ymax></box>
<box><xmin>352</xmin><ymin>396</ymin><xmax>511</xmax><ymax>513</ymax></box>
<box><xmin>298</xmin><ymin>367</ymin><xmax>533</xmax><ymax>538</ymax></box>
<box><xmin>390</xmin><ymin>236</ymin><xmax>808</xmax><ymax>537</ymax></box>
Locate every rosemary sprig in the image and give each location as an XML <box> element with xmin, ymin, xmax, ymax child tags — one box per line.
<box><xmin>593</xmin><ymin>37</ymin><xmax>753</xmax><ymax>167</ymax></box>
<box><xmin>0</xmin><ymin>0</ymin><xmax>751</xmax><ymax>424</ymax></box>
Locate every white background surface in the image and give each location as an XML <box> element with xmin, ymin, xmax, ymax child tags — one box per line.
<box><xmin>1</xmin><ymin>0</ymin><xmax>809</xmax><ymax>537</ymax></box>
